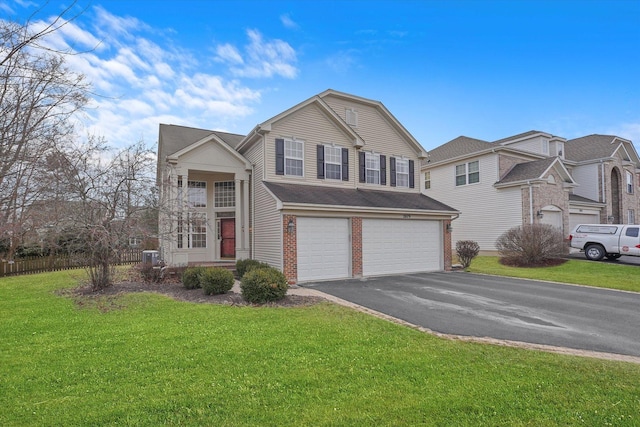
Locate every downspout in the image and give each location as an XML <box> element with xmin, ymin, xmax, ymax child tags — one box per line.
<box><xmin>528</xmin><ymin>180</ymin><xmax>534</xmax><ymax>224</ymax></box>
<box><xmin>600</xmin><ymin>160</ymin><xmax>606</xmax><ymax>203</ymax></box>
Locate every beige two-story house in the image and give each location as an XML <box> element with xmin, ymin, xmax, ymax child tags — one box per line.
<box><xmin>422</xmin><ymin>130</ymin><xmax>640</xmax><ymax>253</ymax></box>
<box><xmin>157</xmin><ymin>89</ymin><xmax>458</xmax><ymax>283</ymax></box>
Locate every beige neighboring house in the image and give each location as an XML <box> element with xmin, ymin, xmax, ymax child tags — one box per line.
<box><xmin>157</xmin><ymin>89</ymin><xmax>459</xmax><ymax>283</ymax></box>
<box><xmin>422</xmin><ymin>130</ymin><xmax>640</xmax><ymax>252</ymax></box>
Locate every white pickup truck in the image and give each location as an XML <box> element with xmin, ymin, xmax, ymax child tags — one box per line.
<box><xmin>569</xmin><ymin>224</ymin><xmax>640</xmax><ymax>261</ymax></box>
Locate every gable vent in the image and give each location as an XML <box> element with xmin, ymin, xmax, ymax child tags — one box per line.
<box><xmin>346</xmin><ymin>108</ymin><xmax>358</xmax><ymax>126</ymax></box>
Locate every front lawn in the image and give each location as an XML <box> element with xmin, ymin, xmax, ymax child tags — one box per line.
<box><xmin>467</xmin><ymin>256</ymin><xmax>640</xmax><ymax>293</ymax></box>
<box><xmin>1</xmin><ymin>270</ymin><xmax>640</xmax><ymax>426</ymax></box>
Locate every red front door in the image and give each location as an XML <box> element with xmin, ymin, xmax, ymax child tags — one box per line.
<box><xmin>220</xmin><ymin>218</ymin><xmax>235</xmax><ymax>258</ymax></box>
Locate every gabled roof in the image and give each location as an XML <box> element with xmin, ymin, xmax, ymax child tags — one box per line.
<box><xmin>426</xmin><ymin>136</ymin><xmax>493</xmax><ymax>164</ymax></box>
<box><xmin>569</xmin><ymin>193</ymin><xmax>604</xmax><ymax>205</ymax></box>
<box><xmin>263</xmin><ymin>182</ymin><xmax>458</xmax><ymax>214</ymax></box>
<box><xmin>158</xmin><ymin>124</ymin><xmax>244</xmax><ymax>159</ymax></box>
<box><xmin>565</xmin><ymin>134</ymin><xmax>640</xmax><ymax>164</ymax></box>
<box><xmin>496</xmin><ymin>157</ymin><xmax>576</xmax><ymax>187</ymax></box>
<box><xmin>237</xmin><ymin>89</ymin><xmax>427</xmax><ymax>158</ymax></box>
<box><xmin>493</xmin><ymin>130</ymin><xmax>549</xmax><ymax>145</ymax></box>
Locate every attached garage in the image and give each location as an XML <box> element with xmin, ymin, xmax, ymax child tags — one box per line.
<box><xmin>296</xmin><ymin>217</ymin><xmax>351</xmax><ymax>282</ymax></box>
<box><xmin>569</xmin><ymin>212</ymin><xmax>600</xmax><ymax>230</ymax></box>
<box><xmin>362</xmin><ymin>219</ymin><xmax>442</xmax><ymax>276</ymax></box>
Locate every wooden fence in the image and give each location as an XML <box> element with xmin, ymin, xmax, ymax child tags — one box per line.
<box><xmin>0</xmin><ymin>249</ymin><xmax>142</xmax><ymax>278</ymax></box>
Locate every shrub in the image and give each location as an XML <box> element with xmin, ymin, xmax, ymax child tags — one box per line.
<box><xmin>182</xmin><ymin>266</ymin><xmax>206</xmax><ymax>289</ymax></box>
<box><xmin>456</xmin><ymin>240</ymin><xmax>480</xmax><ymax>269</ymax></box>
<box><xmin>240</xmin><ymin>267</ymin><xmax>288</xmax><ymax>303</ymax></box>
<box><xmin>495</xmin><ymin>224</ymin><xmax>567</xmax><ymax>266</ymax></box>
<box><xmin>138</xmin><ymin>263</ymin><xmax>165</xmax><ymax>283</ymax></box>
<box><xmin>201</xmin><ymin>267</ymin><xmax>235</xmax><ymax>295</ymax></box>
<box><xmin>235</xmin><ymin>259</ymin><xmax>271</xmax><ymax>278</ymax></box>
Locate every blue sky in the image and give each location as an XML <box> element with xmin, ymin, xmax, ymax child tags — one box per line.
<box><xmin>3</xmin><ymin>0</ymin><xmax>640</xmax><ymax>152</ymax></box>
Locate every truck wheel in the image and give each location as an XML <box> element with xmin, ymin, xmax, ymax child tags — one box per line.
<box><xmin>585</xmin><ymin>244</ymin><xmax>605</xmax><ymax>261</ymax></box>
<box><xmin>606</xmin><ymin>254</ymin><xmax>622</xmax><ymax>261</ymax></box>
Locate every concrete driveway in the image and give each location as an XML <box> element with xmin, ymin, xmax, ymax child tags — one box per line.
<box><xmin>303</xmin><ymin>272</ymin><xmax>640</xmax><ymax>360</ymax></box>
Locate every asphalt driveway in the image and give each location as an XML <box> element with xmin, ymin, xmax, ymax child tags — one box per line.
<box><xmin>303</xmin><ymin>272</ymin><xmax>640</xmax><ymax>358</ymax></box>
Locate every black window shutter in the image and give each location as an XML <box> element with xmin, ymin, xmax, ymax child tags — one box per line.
<box><xmin>359</xmin><ymin>151</ymin><xmax>365</xmax><ymax>183</ymax></box>
<box><xmin>390</xmin><ymin>156</ymin><xmax>396</xmax><ymax>187</ymax></box>
<box><xmin>409</xmin><ymin>160</ymin><xmax>415</xmax><ymax>188</ymax></box>
<box><xmin>341</xmin><ymin>148</ymin><xmax>349</xmax><ymax>181</ymax></box>
<box><xmin>380</xmin><ymin>155</ymin><xmax>386</xmax><ymax>185</ymax></box>
<box><xmin>317</xmin><ymin>145</ymin><xmax>325</xmax><ymax>179</ymax></box>
<box><xmin>275</xmin><ymin>138</ymin><xmax>284</xmax><ymax>175</ymax></box>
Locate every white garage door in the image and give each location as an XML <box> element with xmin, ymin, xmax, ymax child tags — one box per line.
<box><xmin>362</xmin><ymin>219</ymin><xmax>441</xmax><ymax>276</ymax></box>
<box><xmin>297</xmin><ymin>217</ymin><xmax>350</xmax><ymax>282</ymax></box>
<box><xmin>569</xmin><ymin>213</ymin><xmax>600</xmax><ymax>231</ymax></box>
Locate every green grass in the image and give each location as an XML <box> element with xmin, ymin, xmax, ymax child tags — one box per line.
<box><xmin>2</xmin><ymin>271</ymin><xmax>640</xmax><ymax>426</ymax></box>
<box><xmin>467</xmin><ymin>256</ymin><xmax>640</xmax><ymax>292</ymax></box>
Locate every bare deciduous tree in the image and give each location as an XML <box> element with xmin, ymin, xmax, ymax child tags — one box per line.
<box><xmin>0</xmin><ymin>10</ymin><xmax>89</xmax><ymax>257</ymax></box>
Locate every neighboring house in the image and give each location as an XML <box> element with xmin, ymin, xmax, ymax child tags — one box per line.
<box><xmin>422</xmin><ymin>130</ymin><xmax>640</xmax><ymax>252</ymax></box>
<box><xmin>157</xmin><ymin>89</ymin><xmax>459</xmax><ymax>283</ymax></box>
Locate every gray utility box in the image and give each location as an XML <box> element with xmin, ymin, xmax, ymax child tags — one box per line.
<box><xmin>141</xmin><ymin>250</ymin><xmax>160</xmax><ymax>266</ymax></box>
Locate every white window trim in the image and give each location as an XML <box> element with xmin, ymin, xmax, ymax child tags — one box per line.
<box><xmin>285</xmin><ymin>138</ymin><xmax>304</xmax><ymax>177</ymax></box>
<box><xmin>628</xmin><ymin>209</ymin><xmax>635</xmax><ymax>225</ymax></box>
<box><xmin>365</xmin><ymin>152</ymin><xmax>380</xmax><ymax>184</ymax></box>
<box><xmin>396</xmin><ymin>158</ymin><xmax>409</xmax><ymax>188</ymax></box>
<box><xmin>455</xmin><ymin>160</ymin><xmax>479</xmax><ymax>186</ymax></box>
<box><xmin>424</xmin><ymin>171</ymin><xmax>431</xmax><ymax>190</ymax></box>
<box><xmin>626</xmin><ymin>170</ymin><xmax>634</xmax><ymax>194</ymax></box>
<box><xmin>188</xmin><ymin>212</ymin><xmax>207</xmax><ymax>249</ymax></box>
<box><xmin>325</xmin><ymin>145</ymin><xmax>342</xmax><ymax>180</ymax></box>
<box><xmin>187</xmin><ymin>180</ymin><xmax>207</xmax><ymax>208</ymax></box>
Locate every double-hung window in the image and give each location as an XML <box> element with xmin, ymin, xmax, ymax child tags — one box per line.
<box><xmin>626</xmin><ymin>171</ymin><xmax>634</xmax><ymax>194</ymax></box>
<box><xmin>455</xmin><ymin>161</ymin><xmax>479</xmax><ymax>186</ymax></box>
<box><xmin>365</xmin><ymin>152</ymin><xmax>380</xmax><ymax>184</ymax></box>
<box><xmin>395</xmin><ymin>158</ymin><xmax>409</xmax><ymax>187</ymax></box>
<box><xmin>188</xmin><ymin>212</ymin><xmax>207</xmax><ymax>248</ymax></box>
<box><xmin>187</xmin><ymin>181</ymin><xmax>207</xmax><ymax>207</ymax></box>
<box><xmin>285</xmin><ymin>139</ymin><xmax>304</xmax><ymax>176</ymax></box>
<box><xmin>424</xmin><ymin>171</ymin><xmax>431</xmax><ymax>189</ymax></box>
<box><xmin>325</xmin><ymin>145</ymin><xmax>342</xmax><ymax>180</ymax></box>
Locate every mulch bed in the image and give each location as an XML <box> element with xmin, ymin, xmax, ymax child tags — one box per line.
<box><xmin>59</xmin><ymin>267</ymin><xmax>325</xmax><ymax>309</ymax></box>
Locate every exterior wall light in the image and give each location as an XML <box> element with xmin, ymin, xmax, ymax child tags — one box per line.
<box><xmin>287</xmin><ymin>218</ymin><xmax>295</xmax><ymax>233</ymax></box>
<box><xmin>446</xmin><ymin>223</ymin><xmax>453</xmax><ymax>233</ymax></box>
<box><xmin>536</xmin><ymin>210</ymin><xmax>544</xmax><ymax>219</ymax></box>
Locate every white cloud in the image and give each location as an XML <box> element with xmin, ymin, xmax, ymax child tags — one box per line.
<box><xmin>216</xmin><ymin>29</ymin><xmax>298</xmax><ymax>79</ymax></box>
<box><xmin>280</xmin><ymin>13</ymin><xmax>299</xmax><ymax>30</ymax></box>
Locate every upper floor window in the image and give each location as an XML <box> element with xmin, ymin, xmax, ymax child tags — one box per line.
<box><xmin>325</xmin><ymin>145</ymin><xmax>342</xmax><ymax>180</ymax></box>
<box><xmin>366</xmin><ymin>152</ymin><xmax>380</xmax><ymax>184</ymax></box>
<box><xmin>214</xmin><ymin>181</ymin><xmax>235</xmax><ymax>207</ymax></box>
<box><xmin>626</xmin><ymin>171</ymin><xmax>634</xmax><ymax>194</ymax></box>
<box><xmin>455</xmin><ymin>160</ymin><xmax>479</xmax><ymax>186</ymax></box>
<box><xmin>542</xmin><ymin>140</ymin><xmax>549</xmax><ymax>155</ymax></box>
<box><xmin>558</xmin><ymin>142</ymin><xmax>565</xmax><ymax>159</ymax></box>
<box><xmin>424</xmin><ymin>171</ymin><xmax>431</xmax><ymax>189</ymax></box>
<box><xmin>275</xmin><ymin>138</ymin><xmax>304</xmax><ymax>177</ymax></box>
<box><xmin>188</xmin><ymin>181</ymin><xmax>206</xmax><ymax>207</ymax></box>
<box><xmin>395</xmin><ymin>158</ymin><xmax>409</xmax><ymax>188</ymax></box>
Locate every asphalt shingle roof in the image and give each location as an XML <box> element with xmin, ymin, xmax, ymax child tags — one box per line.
<box><xmin>493</xmin><ymin>130</ymin><xmax>546</xmax><ymax>145</ymax></box>
<box><xmin>564</xmin><ymin>134</ymin><xmax>621</xmax><ymax>162</ymax></box>
<box><xmin>159</xmin><ymin>124</ymin><xmax>245</xmax><ymax>159</ymax></box>
<box><xmin>263</xmin><ymin>182</ymin><xmax>457</xmax><ymax>212</ymax></box>
<box><xmin>568</xmin><ymin>193</ymin><xmax>601</xmax><ymax>204</ymax></box>
<box><xmin>498</xmin><ymin>157</ymin><xmax>557</xmax><ymax>184</ymax></box>
<box><xmin>426</xmin><ymin>136</ymin><xmax>493</xmax><ymax>164</ymax></box>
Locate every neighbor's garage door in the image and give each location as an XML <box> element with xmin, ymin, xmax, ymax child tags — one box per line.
<box><xmin>569</xmin><ymin>212</ymin><xmax>600</xmax><ymax>231</ymax></box>
<box><xmin>297</xmin><ymin>217</ymin><xmax>350</xmax><ymax>282</ymax></box>
<box><xmin>362</xmin><ymin>219</ymin><xmax>441</xmax><ymax>276</ymax></box>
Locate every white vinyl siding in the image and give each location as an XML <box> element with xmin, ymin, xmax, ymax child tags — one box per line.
<box><xmin>571</xmin><ymin>164</ymin><xmax>600</xmax><ymax>202</ymax></box>
<box><xmin>425</xmin><ymin>154</ymin><xmax>522</xmax><ymax>251</ymax></box>
<box><xmin>245</xmin><ymin>143</ymin><xmax>282</xmax><ymax>268</ymax></box>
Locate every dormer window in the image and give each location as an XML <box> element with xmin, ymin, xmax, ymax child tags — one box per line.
<box><xmin>346</xmin><ymin>108</ymin><xmax>358</xmax><ymax>126</ymax></box>
<box><xmin>558</xmin><ymin>142</ymin><xmax>565</xmax><ymax>159</ymax></box>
